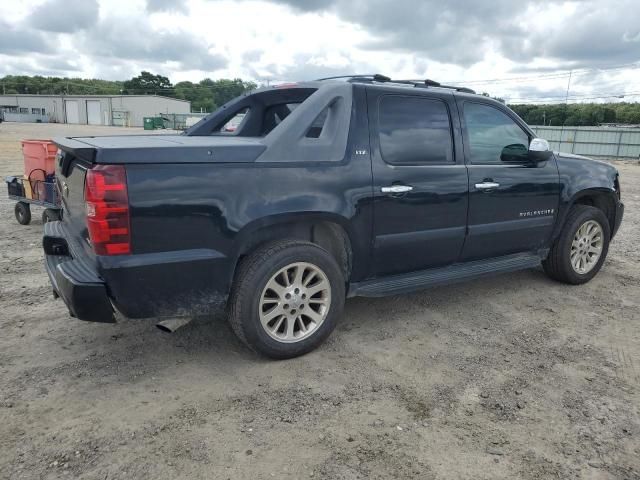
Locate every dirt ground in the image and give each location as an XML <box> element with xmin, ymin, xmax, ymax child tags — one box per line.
<box><xmin>0</xmin><ymin>122</ymin><xmax>639</xmax><ymax>480</ymax></box>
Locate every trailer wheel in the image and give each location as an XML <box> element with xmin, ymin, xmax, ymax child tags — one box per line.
<box><xmin>15</xmin><ymin>202</ymin><xmax>31</xmax><ymax>225</ymax></box>
<box><xmin>42</xmin><ymin>208</ymin><xmax>60</xmax><ymax>224</ymax></box>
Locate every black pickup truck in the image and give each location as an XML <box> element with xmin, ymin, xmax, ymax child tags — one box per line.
<box><xmin>43</xmin><ymin>75</ymin><xmax>624</xmax><ymax>358</ymax></box>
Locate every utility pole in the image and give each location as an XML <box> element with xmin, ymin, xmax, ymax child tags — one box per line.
<box><xmin>560</xmin><ymin>70</ymin><xmax>572</xmax><ymax>148</ymax></box>
<box><xmin>563</xmin><ymin>70</ymin><xmax>573</xmax><ymax>107</ymax></box>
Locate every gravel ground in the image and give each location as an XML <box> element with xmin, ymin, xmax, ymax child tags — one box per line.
<box><xmin>1</xmin><ymin>123</ymin><xmax>639</xmax><ymax>480</ymax></box>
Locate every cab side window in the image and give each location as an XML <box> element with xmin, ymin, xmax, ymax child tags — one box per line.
<box><xmin>463</xmin><ymin>103</ymin><xmax>530</xmax><ymax>164</ymax></box>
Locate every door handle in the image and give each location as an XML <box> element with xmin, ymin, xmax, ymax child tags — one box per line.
<box><xmin>381</xmin><ymin>185</ymin><xmax>413</xmax><ymax>194</ymax></box>
<box><xmin>474</xmin><ymin>182</ymin><xmax>500</xmax><ymax>190</ymax></box>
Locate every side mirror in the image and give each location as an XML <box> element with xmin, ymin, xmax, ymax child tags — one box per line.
<box><xmin>528</xmin><ymin>138</ymin><xmax>553</xmax><ymax>163</ymax></box>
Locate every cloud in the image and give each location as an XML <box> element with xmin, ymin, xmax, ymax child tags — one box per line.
<box><xmin>1</xmin><ymin>0</ymin><xmax>638</xmax><ymax>104</ymax></box>
<box><xmin>259</xmin><ymin>0</ymin><xmax>541</xmax><ymax>65</ymax></box>
<box><xmin>28</xmin><ymin>0</ymin><xmax>99</xmax><ymax>33</ymax></box>
<box><xmin>83</xmin><ymin>19</ymin><xmax>227</xmax><ymax>72</ymax></box>
<box><xmin>242</xmin><ymin>50</ymin><xmax>264</xmax><ymax>63</ymax></box>
<box><xmin>523</xmin><ymin>1</ymin><xmax>640</xmax><ymax>64</ymax></box>
<box><xmin>247</xmin><ymin>52</ymin><xmax>382</xmax><ymax>82</ymax></box>
<box><xmin>269</xmin><ymin>0</ymin><xmax>330</xmax><ymax>11</ymax></box>
<box><xmin>146</xmin><ymin>0</ymin><xmax>189</xmax><ymax>14</ymax></box>
<box><xmin>255</xmin><ymin>0</ymin><xmax>640</xmax><ymax>67</ymax></box>
<box><xmin>0</xmin><ymin>21</ymin><xmax>52</xmax><ymax>55</ymax></box>
<box><xmin>0</xmin><ymin>55</ymin><xmax>79</xmax><ymax>77</ymax></box>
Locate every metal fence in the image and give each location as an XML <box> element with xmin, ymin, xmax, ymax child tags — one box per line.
<box><xmin>160</xmin><ymin>113</ymin><xmax>208</xmax><ymax>130</ymax></box>
<box><xmin>530</xmin><ymin>125</ymin><xmax>640</xmax><ymax>160</ymax></box>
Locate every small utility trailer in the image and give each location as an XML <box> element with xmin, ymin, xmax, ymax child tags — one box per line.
<box><xmin>5</xmin><ymin>139</ymin><xmax>61</xmax><ymax>225</ymax></box>
<box><xmin>5</xmin><ymin>175</ymin><xmax>61</xmax><ymax>225</ymax></box>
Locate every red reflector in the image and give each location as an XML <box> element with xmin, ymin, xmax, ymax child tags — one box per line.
<box><xmin>85</xmin><ymin>165</ymin><xmax>131</xmax><ymax>255</ymax></box>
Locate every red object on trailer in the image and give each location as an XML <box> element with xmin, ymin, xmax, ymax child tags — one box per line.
<box><xmin>21</xmin><ymin>139</ymin><xmax>58</xmax><ymax>176</ymax></box>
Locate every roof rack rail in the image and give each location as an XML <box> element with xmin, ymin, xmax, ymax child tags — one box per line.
<box><xmin>315</xmin><ymin>74</ymin><xmax>391</xmax><ymax>82</ymax></box>
<box><xmin>391</xmin><ymin>79</ymin><xmax>476</xmax><ymax>94</ymax></box>
<box><xmin>315</xmin><ymin>74</ymin><xmax>475</xmax><ymax>94</ymax></box>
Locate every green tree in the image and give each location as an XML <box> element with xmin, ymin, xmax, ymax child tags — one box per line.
<box><xmin>122</xmin><ymin>71</ymin><xmax>172</xmax><ymax>95</ymax></box>
<box><xmin>507</xmin><ymin>103</ymin><xmax>640</xmax><ymax>126</ymax></box>
<box><xmin>0</xmin><ymin>75</ymin><xmax>123</xmax><ymax>95</ymax></box>
<box><xmin>173</xmin><ymin>78</ymin><xmax>257</xmax><ymax>112</ymax></box>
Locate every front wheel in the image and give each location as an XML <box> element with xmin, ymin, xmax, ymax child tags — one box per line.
<box><xmin>229</xmin><ymin>240</ymin><xmax>345</xmax><ymax>359</ymax></box>
<box><xmin>543</xmin><ymin>205</ymin><xmax>610</xmax><ymax>284</ymax></box>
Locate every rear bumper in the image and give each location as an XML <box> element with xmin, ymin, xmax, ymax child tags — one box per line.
<box><xmin>43</xmin><ymin>222</ymin><xmax>115</xmax><ymax>323</ymax></box>
<box><xmin>43</xmin><ymin>221</ymin><xmax>231</xmax><ymax>322</ymax></box>
<box><xmin>612</xmin><ymin>201</ymin><xmax>624</xmax><ymax>239</ymax></box>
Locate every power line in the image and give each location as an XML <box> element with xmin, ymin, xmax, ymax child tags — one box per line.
<box><xmin>508</xmin><ymin>93</ymin><xmax>640</xmax><ymax>104</ymax></box>
<box><xmin>508</xmin><ymin>89</ymin><xmax>640</xmax><ymax>100</ymax></box>
<box><xmin>2</xmin><ymin>73</ymin><xmax>639</xmax><ymax>104</ymax></box>
<box><xmin>445</xmin><ymin>61</ymin><xmax>640</xmax><ymax>86</ymax></box>
<box><xmin>3</xmin><ymin>60</ymin><xmax>639</xmax><ymax>92</ymax></box>
<box><xmin>507</xmin><ymin>89</ymin><xmax>640</xmax><ymax>101</ymax></box>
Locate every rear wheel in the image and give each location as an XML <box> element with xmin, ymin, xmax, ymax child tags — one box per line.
<box><xmin>543</xmin><ymin>205</ymin><xmax>610</xmax><ymax>284</ymax></box>
<box><xmin>229</xmin><ymin>240</ymin><xmax>345</xmax><ymax>359</ymax></box>
<box><xmin>15</xmin><ymin>202</ymin><xmax>31</xmax><ymax>225</ymax></box>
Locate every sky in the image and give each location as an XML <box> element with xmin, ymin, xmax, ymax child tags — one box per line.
<box><xmin>1</xmin><ymin>0</ymin><xmax>640</xmax><ymax>104</ymax></box>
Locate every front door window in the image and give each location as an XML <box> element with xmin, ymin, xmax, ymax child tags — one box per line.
<box><xmin>463</xmin><ymin>103</ymin><xmax>530</xmax><ymax>164</ymax></box>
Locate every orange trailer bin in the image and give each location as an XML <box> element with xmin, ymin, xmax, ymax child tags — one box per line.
<box><xmin>21</xmin><ymin>139</ymin><xmax>58</xmax><ymax>176</ymax></box>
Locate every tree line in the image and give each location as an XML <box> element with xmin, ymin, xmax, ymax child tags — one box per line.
<box><xmin>0</xmin><ymin>72</ymin><xmax>257</xmax><ymax>113</ymax></box>
<box><xmin>1</xmin><ymin>72</ymin><xmax>640</xmax><ymax>124</ymax></box>
<box><xmin>509</xmin><ymin>103</ymin><xmax>640</xmax><ymax>126</ymax></box>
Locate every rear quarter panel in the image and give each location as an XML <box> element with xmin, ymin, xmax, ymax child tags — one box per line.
<box><xmin>127</xmin><ymin>158</ymin><xmax>373</xmax><ymax>270</ymax></box>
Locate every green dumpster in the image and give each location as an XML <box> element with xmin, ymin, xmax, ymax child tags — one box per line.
<box><xmin>143</xmin><ymin>117</ymin><xmax>155</xmax><ymax>130</ymax></box>
<box><xmin>153</xmin><ymin>117</ymin><xmax>165</xmax><ymax>129</ymax></box>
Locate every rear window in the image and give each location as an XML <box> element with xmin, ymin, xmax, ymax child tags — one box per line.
<box><xmin>261</xmin><ymin>103</ymin><xmax>300</xmax><ymax>136</ymax></box>
<box><xmin>218</xmin><ymin>108</ymin><xmax>249</xmax><ymax>133</ymax></box>
<box><xmin>207</xmin><ymin>87</ymin><xmax>318</xmax><ymax>138</ymax></box>
<box><xmin>305</xmin><ymin>107</ymin><xmax>328</xmax><ymax>138</ymax></box>
<box><xmin>378</xmin><ymin>95</ymin><xmax>453</xmax><ymax>165</ymax></box>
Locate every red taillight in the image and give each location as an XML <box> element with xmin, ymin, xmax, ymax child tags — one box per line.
<box><xmin>84</xmin><ymin>165</ymin><xmax>130</xmax><ymax>255</ymax></box>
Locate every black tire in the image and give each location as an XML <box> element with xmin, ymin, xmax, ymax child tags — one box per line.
<box><xmin>42</xmin><ymin>208</ymin><xmax>60</xmax><ymax>223</ymax></box>
<box><xmin>542</xmin><ymin>205</ymin><xmax>610</xmax><ymax>284</ymax></box>
<box><xmin>15</xmin><ymin>202</ymin><xmax>31</xmax><ymax>225</ymax></box>
<box><xmin>229</xmin><ymin>240</ymin><xmax>345</xmax><ymax>359</ymax></box>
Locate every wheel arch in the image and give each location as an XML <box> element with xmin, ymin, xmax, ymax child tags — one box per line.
<box><xmin>230</xmin><ymin>212</ymin><xmax>354</xmax><ymax>285</ymax></box>
<box><xmin>553</xmin><ymin>188</ymin><xmax>617</xmax><ymax>241</ymax></box>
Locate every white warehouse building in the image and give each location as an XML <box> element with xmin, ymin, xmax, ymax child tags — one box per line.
<box><xmin>0</xmin><ymin>94</ymin><xmax>191</xmax><ymax>127</ymax></box>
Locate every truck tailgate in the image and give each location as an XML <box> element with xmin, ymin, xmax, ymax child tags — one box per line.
<box><xmin>55</xmin><ymin>135</ymin><xmax>267</xmax><ymax>164</ymax></box>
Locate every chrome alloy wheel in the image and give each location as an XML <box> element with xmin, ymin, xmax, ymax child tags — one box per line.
<box><xmin>570</xmin><ymin>220</ymin><xmax>604</xmax><ymax>274</ymax></box>
<box><xmin>259</xmin><ymin>262</ymin><xmax>332</xmax><ymax>343</ymax></box>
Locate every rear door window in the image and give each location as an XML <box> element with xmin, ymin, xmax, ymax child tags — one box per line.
<box><xmin>378</xmin><ymin>95</ymin><xmax>454</xmax><ymax>165</ymax></box>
